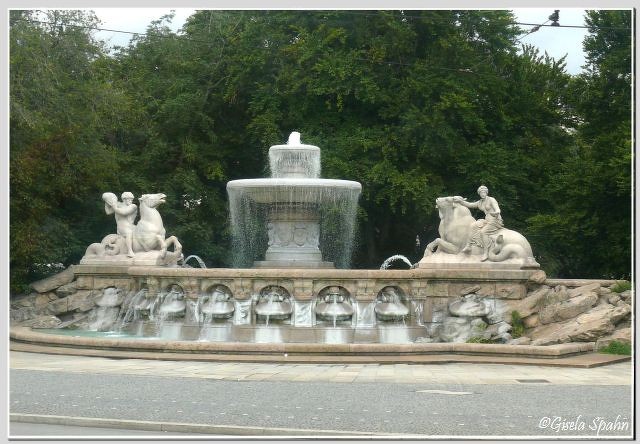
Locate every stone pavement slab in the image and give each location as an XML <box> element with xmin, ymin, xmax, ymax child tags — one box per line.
<box><xmin>10</xmin><ymin>350</ymin><xmax>632</xmax><ymax>386</ymax></box>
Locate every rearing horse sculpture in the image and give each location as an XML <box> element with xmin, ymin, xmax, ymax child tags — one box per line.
<box><xmin>133</xmin><ymin>193</ymin><xmax>182</xmax><ymax>258</ymax></box>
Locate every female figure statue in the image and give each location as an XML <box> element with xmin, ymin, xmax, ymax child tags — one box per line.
<box><xmin>453</xmin><ymin>185</ymin><xmax>503</xmax><ymax>261</ymax></box>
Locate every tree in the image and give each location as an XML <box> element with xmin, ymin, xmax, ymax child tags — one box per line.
<box><xmin>10</xmin><ymin>10</ymin><xmax>141</xmax><ymax>291</ymax></box>
<box><xmin>526</xmin><ymin>10</ymin><xmax>632</xmax><ymax>278</ymax></box>
<box><xmin>13</xmin><ymin>10</ymin><xmax>615</xmax><ymax>291</ymax></box>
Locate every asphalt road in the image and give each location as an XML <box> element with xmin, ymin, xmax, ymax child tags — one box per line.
<box><xmin>10</xmin><ymin>369</ymin><xmax>633</xmax><ymax>438</ymax></box>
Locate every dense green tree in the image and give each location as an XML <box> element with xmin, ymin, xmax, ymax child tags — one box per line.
<box><xmin>10</xmin><ymin>10</ymin><xmax>142</xmax><ymax>291</ymax></box>
<box><xmin>10</xmin><ymin>9</ymin><xmax>631</xmax><ymax>292</ymax></box>
<box><xmin>526</xmin><ymin>10</ymin><xmax>631</xmax><ymax>278</ymax></box>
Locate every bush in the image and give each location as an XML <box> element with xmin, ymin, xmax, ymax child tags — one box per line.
<box><xmin>610</xmin><ymin>281</ymin><xmax>632</xmax><ymax>293</ymax></box>
<box><xmin>599</xmin><ymin>341</ymin><xmax>631</xmax><ymax>355</ymax></box>
<box><xmin>511</xmin><ymin>311</ymin><xmax>525</xmax><ymax>338</ymax></box>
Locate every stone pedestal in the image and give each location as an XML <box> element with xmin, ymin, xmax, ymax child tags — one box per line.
<box><xmin>257</xmin><ymin>205</ymin><xmax>334</xmax><ymax>268</ymax></box>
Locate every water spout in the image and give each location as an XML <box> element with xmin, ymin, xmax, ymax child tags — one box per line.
<box><xmin>380</xmin><ymin>254</ymin><xmax>414</xmax><ymax>270</ymax></box>
<box><xmin>181</xmin><ymin>255</ymin><xmax>207</xmax><ymax>268</ymax></box>
<box><xmin>288</xmin><ymin>131</ymin><xmax>301</xmax><ymax>145</ymax></box>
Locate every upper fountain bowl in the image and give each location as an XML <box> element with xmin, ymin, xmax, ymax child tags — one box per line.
<box><xmin>269</xmin><ymin>131</ymin><xmax>321</xmax><ymax>179</ymax></box>
<box><xmin>226</xmin><ymin>178</ymin><xmax>361</xmax><ymax>204</ymax></box>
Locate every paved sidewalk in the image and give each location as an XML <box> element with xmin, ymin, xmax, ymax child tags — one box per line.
<box><xmin>10</xmin><ymin>351</ymin><xmax>632</xmax><ymax>385</ymax></box>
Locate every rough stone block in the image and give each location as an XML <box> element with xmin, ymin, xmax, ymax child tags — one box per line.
<box><xmin>66</xmin><ymin>290</ymin><xmax>97</xmax><ymax>312</ymax></box>
<box><xmin>607</xmin><ymin>294</ymin><xmax>621</xmax><ymax>305</ymax></box>
<box><xmin>10</xmin><ymin>307</ymin><xmax>38</xmax><ymax>322</ymax></box>
<box><xmin>538</xmin><ymin>292</ymin><xmax>598</xmax><ymax>324</ymax></box>
<box><xmin>523</xmin><ymin>313</ymin><xmax>539</xmax><ymax>328</ymax></box>
<box><xmin>35</xmin><ymin>293</ymin><xmax>55</xmax><ymax>308</ymax></box>
<box><xmin>568</xmin><ymin>282</ymin><xmax>601</xmax><ymax>298</ymax></box>
<box><xmin>29</xmin><ymin>267</ymin><xmax>75</xmax><ymax>293</ymax></box>
<box><xmin>527</xmin><ymin>270</ymin><xmax>547</xmax><ymax>285</ymax></box>
<box><xmin>618</xmin><ymin>290</ymin><xmax>632</xmax><ymax>301</ymax></box>
<box><xmin>19</xmin><ymin>315</ymin><xmax>62</xmax><ymax>328</ymax></box>
<box><xmin>529</xmin><ymin>304</ymin><xmax>626</xmax><ymax>345</ymax></box>
<box><xmin>507</xmin><ymin>285</ymin><xmax>550</xmax><ymax>319</ymax></box>
<box><xmin>595</xmin><ymin>327</ymin><xmax>631</xmax><ymax>349</ymax></box>
<box><xmin>45</xmin><ymin>297</ymin><xmax>69</xmax><ymax>315</ymax></box>
<box><xmin>55</xmin><ymin>281</ymin><xmax>78</xmax><ymax>297</ymax></box>
<box><xmin>544</xmin><ymin>285</ymin><xmax>571</xmax><ymax>305</ymax></box>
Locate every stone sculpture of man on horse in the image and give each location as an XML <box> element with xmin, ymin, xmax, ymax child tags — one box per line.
<box><xmin>81</xmin><ymin>192</ymin><xmax>183</xmax><ymax>266</ymax></box>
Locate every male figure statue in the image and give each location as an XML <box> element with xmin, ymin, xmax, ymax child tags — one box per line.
<box><xmin>102</xmin><ymin>191</ymin><xmax>138</xmax><ymax>257</ymax></box>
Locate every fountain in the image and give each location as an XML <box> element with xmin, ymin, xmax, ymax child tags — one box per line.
<box><xmin>156</xmin><ymin>285</ymin><xmax>186</xmax><ymax>321</ymax></box>
<box><xmin>198</xmin><ymin>285</ymin><xmax>235</xmax><ymax>321</ymax></box>
<box><xmin>374</xmin><ymin>286</ymin><xmax>410</xmax><ymax>322</ymax></box>
<box><xmin>12</xmin><ymin>132</ymin><xmax>559</xmax><ymax>360</ymax></box>
<box><xmin>314</xmin><ymin>286</ymin><xmax>354</xmax><ymax>325</ymax></box>
<box><xmin>254</xmin><ymin>286</ymin><xmax>294</xmax><ymax>322</ymax></box>
<box><xmin>227</xmin><ymin>132</ymin><xmax>361</xmax><ymax>268</ymax></box>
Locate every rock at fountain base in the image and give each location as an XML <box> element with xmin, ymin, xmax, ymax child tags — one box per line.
<box><xmin>254</xmin><ymin>260</ymin><xmax>334</xmax><ymax>269</ymax></box>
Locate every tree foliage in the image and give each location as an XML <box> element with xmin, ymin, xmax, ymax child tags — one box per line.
<box><xmin>9</xmin><ymin>10</ymin><xmax>632</xmax><ymax>292</ymax></box>
<box><xmin>526</xmin><ymin>10</ymin><xmax>631</xmax><ymax>278</ymax></box>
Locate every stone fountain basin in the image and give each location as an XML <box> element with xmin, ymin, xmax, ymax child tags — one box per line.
<box><xmin>201</xmin><ymin>301</ymin><xmax>235</xmax><ymax>319</ymax></box>
<box><xmin>227</xmin><ymin>178</ymin><xmax>361</xmax><ymax>203</ymax></box>
<box><xmin>254</xmin><ymin>301</ymin><xmax>294</xmax><ymax>320</ymax></box>
<box><xmin>315</xmin><ymin>301</ymin><xmax>354</xmax><ymax>321</ymax></box>
<box><xmin>375</xmin><ymin>302</ymin><xmax>410</xmax><ymax>321</ymax></box>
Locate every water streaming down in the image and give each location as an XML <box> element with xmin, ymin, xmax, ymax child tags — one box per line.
<box><xmin>115</xmin><ymin>288</ymin><xmax>149</xmax><ymax>329</ymax></box>
<box><xmin>355</xmin><ymin>301</ymin><xmax>377</xmax><ymax>327</ymax></box>
<box><xmin>84</xmin><ymin>287</ymin><xmax>127</xmax><ymax>331</ymax></box>
<box><xmin>227</xmin><ymin>132</ymin><xmax>361</xmax><ymax>268</ymax></box>
<box><xmin>76</xmin><ymin>286</ymin><xmax>428</xmax><ymax>343</ymax></box>
<box><xmin>155</xmin><ymin>286</ymin><xmax>186</xmax><ymax>323</ymax></box>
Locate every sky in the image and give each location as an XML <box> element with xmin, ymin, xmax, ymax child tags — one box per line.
<box><xmin>91</xmin><ymin>8</ymin><xmax>590</xmax><ymax>74</ymax></box>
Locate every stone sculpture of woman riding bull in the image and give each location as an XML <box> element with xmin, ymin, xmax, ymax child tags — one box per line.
<box><xmin>419</xmin><ymin>185</ymin><xmax>539</xmax><ymax>269</ymax></box>
<box><xmin>81</xmin><ymin>192</ymin><xmax>183</xmax><ymax>266</ymax></box>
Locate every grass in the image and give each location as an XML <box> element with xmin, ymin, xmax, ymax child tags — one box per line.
<box><xmin>599</xmin><ymin>341</ymin><xmax>631</xmax><ymax>355</ymax></box>
<box><xmin>511</xmin><ymin>310</ymin><xmax>525</xmax><ymax>338</ymax></box>
<box><xmin>610</xmin><ymin>281</ymin><xmax>632</xmax><ymax>293</ymax></box>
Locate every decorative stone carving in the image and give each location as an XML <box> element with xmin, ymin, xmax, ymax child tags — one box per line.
<box><xmin>419</xmin><ymin>188</ymin><xmax>539</xmax><ymax>269</ymax></box>
<box><xmin>81</xmin><ymin>193</ymin><xmax>183</xmax><ymax>266</ymax></box>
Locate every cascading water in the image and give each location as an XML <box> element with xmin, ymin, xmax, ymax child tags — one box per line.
<box><xmin>227</xmin><ymin>132</ymin><xmax>361</xmax><ymax>268</ymax></box>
